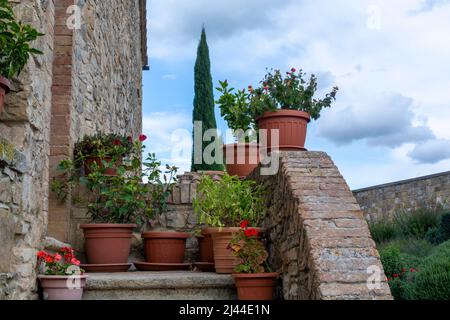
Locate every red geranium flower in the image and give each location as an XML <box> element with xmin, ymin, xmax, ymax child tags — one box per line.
<box><xmin>139</xmin><ymin>134</ymin><xmax>147</xmax><ymax>142</ymax></box>
<box><xmin>240</xmin><ymin>220</ymin><xmax>249</xmax><ymax>229</ymax></box>
<box><xmin>113</xmin><ymin>139</ymin><xmax>121</xmax><ymax>146</ymax></box>
<box><xmin>244</xmin><ymin>228</ymin><xmax>258</xmax><ymax>237</ymax></box>
<box><xmin>392</xmin><ymin>274</ymin><xmax>399</xmax><ymax>278</ymax></box>
<box><xmin>37</xmin><ymin>251</ymin><xmax>47</xmax><ymax>259</ymax></box>
<box><xmin>45</xmin><ymin>256</ymin><xmax>54</xmax><ymax>263</ymax></box>
<box><xmin>291</xmin><ymin>67</ymin><xmax>297</xmax><ymax>72</ymax></box>
<box><xmin>410</xmin><ymin>268</ymin><xmax>415</xmax><ymax>273</ymax></box>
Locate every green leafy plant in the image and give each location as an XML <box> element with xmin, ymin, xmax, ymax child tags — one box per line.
<box><xmin>228</xmin><ymin>221</ymin><xmax>270</xmax><ymax>273</ymax></box>
<box><xmin>369</xmin><ymin>218</ymin><xmax>401</xmax><ymax>244</ymax></box>
<box><xmin>0</xmin><ymin>0</ymin><xmax>44</xmax><ymax>79</ymax></box>
<box><xmin>216</xmin><ymin>68</ymin><xmax>338</xmax><ymax>140</ymax></box>
<box><xmin>426</xmin><ymin>212</ymin><xmax>450</xmax><ymax>245</ymax></box>
<box><xmin>393</xmin><ymin>208</ymin><xmax>442</xmax><ymax>239</ymax></box>
<box><xmin>193</xmin><ymin>173</ymin><xmax>266</xmax><ymax>227</ymax></box>
<box><xmin>408</xmin><ymin>240</ymin><xmax>450</xmax><ymax>300</ymax></box>
<box><xmin>73</xmin><ymin>133</ymin><xmax>136</xmax><ymax>168</ymax></box>
<box><xmin>51</xmin><ymin>135</ymin><xmax>178</xmax><ymax>224</ymax></box>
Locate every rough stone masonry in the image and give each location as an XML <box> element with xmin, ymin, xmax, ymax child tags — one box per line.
<box><xmin>249</xmin><ymin>151</ymin><xmax>392</xmax><ymax>300</ymax></box>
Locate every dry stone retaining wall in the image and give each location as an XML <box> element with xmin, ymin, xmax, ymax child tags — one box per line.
<box><xmin>249</xmin><ymin>151</ymin><xmax>392</xmax><ymax>300</ymax></box>
<box><xmin>354</xmin><ymin>171</ymin><xmax>450</xmax><ymax>222</ymax></box>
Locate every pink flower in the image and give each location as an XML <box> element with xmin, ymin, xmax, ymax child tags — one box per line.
<box><xmin>291</xmin><ymin>67</ymin><xmax>297</xmax><ymax>72</ymax></box>
<box><xmin>139</xmin><ymin>134</ymin><xmax>147</xmax><ymax>142</ymax></box>
<box><xmin>71</xmin><ymin>258</ymin><xmax>80</xmax><ymax>266</ymax></box>
<box><xmin>54</xmin><ymin>253</ymin><xmax>62</xmax><ymax>262</ymax></box>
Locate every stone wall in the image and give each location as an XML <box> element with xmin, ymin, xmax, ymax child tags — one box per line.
<box><xmin>354</xmin><ymin>171</ymin><xmax>450</xmax><ymax>222</ymax></box>
<box><xmin>45</xmin><ymin>0</ymin><xmax>145</xmax><ymax>245</ymax></box>
<box><xmin>0</xmin><ymin>0</ymin><xmax>55</xmax><ymax>299</ymax></box>
<box><xmin>249</xmin><ymin>151</ymin><xmax>392</xmax><ymax>300</ymax></box>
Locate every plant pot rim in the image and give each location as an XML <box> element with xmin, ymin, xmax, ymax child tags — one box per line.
<box><xmin>38</xmin><ymin>275</ymin><xmax>88</xmax><ymax>280</ymax></box>
<box><xmin>256</xmin><ymin>109</ymin><xmax>311</xmax><ymax>122</ymax></box>
<box><xmin>141</xmin><ymin>231</ymin><xmax>191</xmax><ymax>239</ymax></box>
<box><xmin>80</xmin><ymin>223</ymin><xmax>137</xmax><ymax>229</ymax></box>
<box><xmin>0</xmin><ymin>75</ymin><xmax>11</xmax><ymax>93</ymax></box>
<box><xmin>203</xmin><ymin>227</ymin><xmax>263</xmax><ymax>234</ymax></box>
<box><xmin>232</xmin><ymin>272</ymin><xmax>278</xmax><ymax>279</ymax></box>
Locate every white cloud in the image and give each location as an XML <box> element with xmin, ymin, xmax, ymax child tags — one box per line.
<box><xmin>408</xmin><ymin>139</ymin><xmax>450</xmax><ymax>163</ymax></box>
<box><xmin>161</xmin><ymin>74</ymin><xmax>177</xmax><ymax>80</ymax></box>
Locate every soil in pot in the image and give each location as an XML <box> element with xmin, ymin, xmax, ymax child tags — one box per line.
<box><xmin>80</xmin><ymin>224</ymin><xmax>136</xmax><ymax>264</ymax></box>
<box><xmin>38</xmin><ymin>275</ymin><xmax>87</xmax><ymax>300</ymax></box>
<box><xmin>84</xmin><ymin>156</ymin><xmax>121</xmax><ymax>176</ymax></box>
<box><xmin>233</xmin><ymin>272</ymin><xmax>278</xmax><ymax>300</ymax></box>
<box><xmin>142</xmin><ymin>231</ymin><xmax>190</xmax><ymax>264</ymax></box>
<box><xmin>0</xmin><ymin>76</ymin><xmax>11</xmax><ymax>114</ymax></box>
<box><xmin>257</xmin><ymin>110</ymin><xmax>311</xmax><ymax>151</ymax></box>
<box><xmin>223</xmin><ymin>143</ymin><xmax>260</xmax><ymax>178</ymax></box>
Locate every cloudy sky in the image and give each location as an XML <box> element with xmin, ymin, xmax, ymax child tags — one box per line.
<box><xmin>142</xmin><ymin>0</ymin><xmax>450</xmax><ymax>189</ymax></box>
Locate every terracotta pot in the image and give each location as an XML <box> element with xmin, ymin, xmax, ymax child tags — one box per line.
<box><xmin>142</xmin><ymin>231</ymin><xmax>190</xmax><ymax>263</ymax></box>
<box><xmin>208</xmin><ymin>227</ymin><xmax>262</xmax><ymax>274</ymax></box>
<box><xmin>84</xmin><ymin>156</ymin><xmax>121</xmax><ymax>176</ymax></box>
<box><xmin>257</xmin><ymin>110</ymin><xmax>311</xmax><ymax>151</ymax></box>
<box><xmin>80</xmin><ymin>224</ymin><xmax>136</xmax><ymax>264</ymax></box>
<box><xmin>38</xmin><ymin>275</ymin><xmax>87</xmax><ymax>300</ymax></box>
<box><xmin>223</xmin><ymin>143</ymin><xmax>260</xmax><ymax>178</ymax></box>
<box><xmin>0</xmin><ymin>76</ymin><xmax>11</xmax><ymax>114</ymax></box>
<box><xmin>233</xmin><ymin>272</ymin><xmax>278</xmax><ymax>300</ymax></box>
<box><xmin>197</xmin><ymin>233</ymin><xmax>214</xmax><ymax>263</ymax></box>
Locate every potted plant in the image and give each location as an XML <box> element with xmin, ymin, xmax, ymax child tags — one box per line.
<box><xmin>0</xmin><ymin>0</ymin><xmax>44</xmax><ymax>113</ymax></box>
<box><xmin>229</xmin><ymin>223</ymin><xmax>278</xmax><ymax>300</ymax></box>
<box><xmin>193</xmin><ymin>173</ymin><xmax>267</xmax><ymax>273</ymax></box>
<box><xmin>74</xmin><ymin>133</ymin><xmax>137</xmax><ymax>176</ymax></box>
<box><xmin>218</xmin><ymin>68</ymin><xmax>338</xmax><ymax>151</ymax></box>
<box><xmin>216</xmin><ymin>80</ymin><xmax>260</xmax><ymax>178</ymax></box>
<box><xmin>36</xmin><ymin>247</ymin><xmax>87</xmax><ymax>300</ymax></box>
<box><xmin>194</xmin><ymin>228</ymin><xmax>215</xmax><ymax>271</ymax></box>
<box><xmin>52</xmin><ymin>135</ymin><xmax>178</xmax><ymax>272</ymax></box>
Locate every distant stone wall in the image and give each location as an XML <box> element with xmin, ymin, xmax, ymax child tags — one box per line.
<box><xmin>354</xmin><ymin>171</ymin><xmax>450</xmax><ymax>222</ymax></box>
<box><xmin>249</xmin><ymin>152</ymin><xmax>392</xmax><ymax>300</ymax></box>
<box><xmin>0</xmin><ymin>0</ymin><xmax>55</xmax><ymax>299</ymax></box>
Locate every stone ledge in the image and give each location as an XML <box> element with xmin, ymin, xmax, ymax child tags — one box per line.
<box><xmin>85</xmin><ymin>271</ymin><xmax>234</xmax><ymax>290</ymax></box>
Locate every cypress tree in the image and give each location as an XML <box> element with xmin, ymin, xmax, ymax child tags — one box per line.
<box><xmin>191</xmin><ymin>27</ymin><xmax>223</xmax><ymax>172</ymax></box>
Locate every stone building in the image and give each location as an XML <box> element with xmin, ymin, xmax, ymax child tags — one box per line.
<box><xmin>0</xmin><ymin>0</ymin><xmax>148</xmax><ymax>299</ymax></box>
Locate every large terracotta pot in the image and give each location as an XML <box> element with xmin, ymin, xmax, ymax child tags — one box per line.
<box><xmin>233</xmin><ymin>273</ymin><xmax>278</xmax><ymax>300</ymax></box>
<box><xmin>38</xmin><ymin>275</ymin><xmax>87</xmax><ymax>300</ymax></box>
<box><xmin>142</xmin><ymin>231</ymin><xmax>190</xmax><ymax>263</ymax></box>
<box><xmin>207</xmin><ymin>227</ymin><xmax>262</xmax><ymax>274</ymax></box>
<box><xmin>223</xmin><ymin>143</ymin><xmax>260</xmax><ymax>178</ymax></box>
<box><xmin>84</xmin><ymin>156</ymin><xmax>121</xmax><ymax>176</ymax></box>
<box><xmin>257</xmin><ymin>110</ymin><xmax>311</xmax><ymax>151</ymax></box>
<box><xmin>80</xmin><ymin>224</ymin><xmax>136</xmax><ymax>264</ymax></box>
<box><xmin>197</xmin><ymin>232</ymin><xmax>214</xmax><ymax>263</ymax></box>
<box><xmin>0</xmin><ymin>76</ymin><xmax>11</xmax><ymax>114</ymax></box>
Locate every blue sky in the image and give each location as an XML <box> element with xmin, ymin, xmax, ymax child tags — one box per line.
<box><xmin>142</xmin><ymin>0</ymin><xmax>450</xmax><ymax>189</ymax></box>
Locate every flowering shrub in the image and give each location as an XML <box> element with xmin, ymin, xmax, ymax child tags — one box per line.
<box><xmin>37</xmin><ymin>248</ymin><xmax>84</xmax><ymax>276</ymax></box>
<box><xmin>228</xmin><ymin>221</ymin><xmax>270</xmax><ymax>274</ymax></box>
<box><xmin>51</xmin><ymin>134</ymin><xmax>178</xmax><ymax>224</ymax></box>
<box><xmin>216</xmin><ymin>68</ymin><xmax>339</xmax><ymax>137</ymax></box>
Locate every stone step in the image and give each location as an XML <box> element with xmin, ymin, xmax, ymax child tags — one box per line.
<box><xmin>83</xmin><ymin>271</ymin><xmax>237</xmax><ymax>300</ymax></box>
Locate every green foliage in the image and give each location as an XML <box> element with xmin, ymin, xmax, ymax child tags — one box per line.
<box><xmin>379</xmin><ymin>245</ymin><xmax>404</xmax><ymax>277</ymax></box>
<box><xmin>52</xmin><ymin>136</ymin><xmax>178</xmax><ymax>224</ymax></box>
<box><xmin>379</xmin><ymin>238</ymin><xmax>434</xmax><ymax>258</ymax></box>
<box><xmin>426</xmin><ymin>212</ymin><xmax>450</xmax><ymax>245</ymax></box>
<box><xmin>191</xmin><ymin>27</ymin><xmax>223</xmax><ymax>172</ymax></box>
<box><xmin>393</xmin><ymin>208</ymin><xmax>441</xmax><ymax>239</ymax></box>
<box><xmin>0</xmin><ymin>0</ymin><xmax>44</xmax><ymax>79</ymax></box>
<box><xmin>369</xmin><ymin>218</ymin><xmax>400</xmax><ymax>244</ymax></box>
<box><xmin>229</xmin><ymin>226</ymin><xmax>269</xmax><ymax>274</ymax></box>
<box><xmin>408</xmin><ymin>241</ymin><xmax>450</xmax><ymax>300</ymax></box>
<box><xmin>74</xmin><ymin>133</ymin><xmax>134</xmax><ymax>167</ymax></box>
<box><xmin>193</xmin><ymin>173</ymin><xmax>267</xmax><ymax>227</ymax></box>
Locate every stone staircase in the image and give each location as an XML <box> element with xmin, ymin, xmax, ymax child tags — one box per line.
<box><xmin>83</xmin><ymin>271</ymin><xmax>237</xmax><ymax>300</ymax></box>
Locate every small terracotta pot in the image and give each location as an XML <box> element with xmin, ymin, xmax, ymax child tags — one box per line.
<box><xmin>233</xmin><ymin>272</ymin><xmax>278</xmax><ymax>300</ymax></box>
<box><xmin>80</xmin><ymin>224</ymin><xmax>136</xmax><ymax>264</ymax></box>
<box><xmin>257</xmin><ymin>110</ymin><xmax>311</xmax><ymax>151</ymax></box>
<box><xmin>38</xmin><ymin>275</ymin><xmax>87</xmax><ymax>300</ymax></box>
<box><xmin>0</xmin><ymin>76</ymin><xmax>11</xmax><ymax>114</ymax></box>
<box><xmin>208</xmin><ymin>227</ymin><xmax>262</xmax><ymax>274</ymax></box>
<box><xmin>142</xmin><ymin>231</ymin><xmax>190</xmax><ymax>264</ymax></box>
<box><xmin>223</xmin><ymin>143</ymin><xmax>260</xmax><ymax>178</ymax></box>
<box><xmin>197</xmin><ymin>233</ymin><xmax>214</xmax><ymax>263</ymax></box>
<box><xmin>84</xmin><ymin>156</ymin><xmax>121</xmax><ymax>176</ymax></box>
